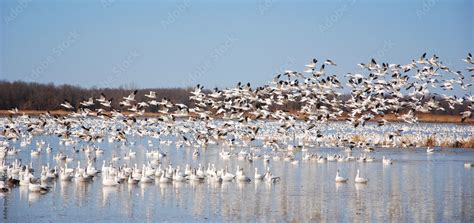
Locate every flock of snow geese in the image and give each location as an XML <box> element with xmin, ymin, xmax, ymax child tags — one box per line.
<box><xmin>0</xmin><ymin>53</ymin><xmax>473</xmax><ymax>195</ymax></box>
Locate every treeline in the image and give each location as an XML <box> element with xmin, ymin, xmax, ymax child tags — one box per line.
<box><xmin>0</xmin><ymin>81</ymin><xmax>191</xmax><ymax>112</ymax></box>
<box><xmin>0</xmin><ymin>80</ymin><xmax>468</xmax><ymax>115</ymax></box>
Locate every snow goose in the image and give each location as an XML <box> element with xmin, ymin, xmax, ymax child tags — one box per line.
<box><xmin>382</xmin><ymin>156</ymin><xmax>392</xmax><ymax>165</ymax></box>
<box><xmin>254</xmin><ymin>167</ymin><xmax>264</xmax><ymax>180</ymax></box>
<box><xmin>335</xmin><ymin>170</ymin><xmax>348</xmax><ymax>183</ymax></box>
<box><xmin>355</xmin><ymin>169</ymin><xmax>368</xmax><ymax>184</ymax></box>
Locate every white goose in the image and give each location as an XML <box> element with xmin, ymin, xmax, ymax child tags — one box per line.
<box><xmin>382</xmin><ymin>156</ymin><xmax>392</xmax><ymax>165</ymax></box>
<box><xmin>60</xmin><ymin>166</ymin><xmax>74</xmax><ymax>181</ymax></box>
<box><xmin>28</xmin><ymin>179</ymin><xmax>41</xmax><ymax>192</ymax></box>
<box><xmin>427</xmin><ymin>147</ymin><xmax>434</xmax><ymax>154</ymax></box>
<box><xmin>221</xmin><ymin>167</ymin><xmax>235</xmax><ymax>182</ymax></box>
<box><xmin>236</xmin><ymin>167</ymin><xmax>251</xmax><ymax>182</ymax></box>
<box><xmin>173</xmin><ymin>167</ymin><xmax>187</xmax><ymax>182</ymax></box>
<box><xmin>31</xmin><ymin>148</ymin><xmax>41</xmax><ymax>156</ymax></box>
<box><xmin>335</xmin><ymin>170</ymin><xmax>348</xmax><ymax>183</ymax></box>
<box><xmin>86</xmin><ymin>162</ymin><xmax>98</xmax><ymax>176</ymax></box>
<box><xmin>28</xmin><ymin>178</ymin><xmax>48</xmax><ymax>193</ymax></box>
<box><xmin>128</xmin><ymin>175</ymin><xmax>139</xmax><ymax>184</ymax></box>
<box><xmin>189</xmin><ymin>170</ymin><xmax>204</xmax><ymax>182</ymax></box>
<box><xmin>102</xmin><ymin>168</ymin><xmax>119</xmax><ymax>186</ymax></box>
<box><xmin>254</xmin><ymin>167</ymin><xmax>264</xmax><ymax>180</ymax></box>
<box><xmin>140</xmin><ymin>166</ymin><xmax>153</xmax><ymax>183</ymax></box>
<box><xmin>159</xmin><ymin>171</ymin><xmax>171</xmax><ymax>183</ymax></box>
<box><xmin>355</xmin><ymin>169</ymin><xmax>368</xmax><ymax>184</ymax></box>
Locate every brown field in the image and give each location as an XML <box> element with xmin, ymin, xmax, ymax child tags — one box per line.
<box><xmin>0</xmin><ymin>110</ymin><xmax>472</xmax><ymax>124</ymax></box>
<box><xmin>373</xmin><ymin>113</ymin><xmax>474</xmax><ymax>124</ymax></box>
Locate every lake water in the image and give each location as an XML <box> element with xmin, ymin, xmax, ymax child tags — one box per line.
<box><xmin>1</xmin><ymin>122</ymin><xmax>474</xmax><ymax>222</ymax></box>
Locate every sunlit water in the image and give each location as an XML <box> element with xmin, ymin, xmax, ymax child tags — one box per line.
<box><xmin>1</xmin><ymin>126</ymin><xmax>474</xmax><ymax>222</ymax></box>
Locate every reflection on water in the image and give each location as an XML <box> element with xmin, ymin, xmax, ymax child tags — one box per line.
<box><xmin>1</xmin><ymin>137</ymin><xmax>474</xmax><ymax>222</ymax></box>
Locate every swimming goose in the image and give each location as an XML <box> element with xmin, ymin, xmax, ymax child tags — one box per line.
<box><xmin>173</xmin><ymin>167</ymin><xmax>187</xmax><ymax>182</ymax></box>
<box><xmin>264</xmin><ymin>168</ymin><xmax>280</xmax><ymax>183</ymax></box>
<box><xmin>193</xmin><ymin>148</ymin><xmax>200</xmax><ymax>157</ymax></box>
<box><xmin>46</xmin><ymin>144</ymin><xmax>52</xmax><ymax>153</ymax></box>
<box><xmin>140</xmin><ymin>169</ymin><xmax>153</xmax><ymax>183</ymax></box>
<box><xmin>102</xmin><ymin>168</ymin><xmax>119</xmax><ymax>186</ymax></box>
<box><xmin>221</xmin><ymin>167</ymin><xmax>235</xmax><ymax>182</ymax></box>
<box><xmin>31</xmin><ymin>148</ymin><xmax>41</xmax><ymax>156</ymax></box>
<box><xmin>60</xmin><ymin>167</ymin><xmax>74</xmax><ymax>181</ymax></box>
<box><xmin>236</xmin><ymin>167</ymin><xmax>251</xmax><ymax>182</ymax></box>
<box><xmin>189</xmin><ymin>169</ymin><xmax>205</xmax><ymax>182</ymax></box>
<box><xmin>159</xmin><ymin>171</ymin><xmax>172</xmax><ymax>183</ymax></box>
<box><xmin>254</xmin><ymin>167</ymin><xmax>264</xmax><ymax>180</ymax></box>
<box><xmin>128</xmin><ymin>175</ymin><xmax>140</xmax><ymax>184</ymax></box>
<box><xmin>427</xmin><ymin>147</ymin><xmax>434</xmax><ymax>154</ymax></box>
<box><xmin>0</xmin><ymin>180</ymin><xmax>9</xmax><ymax>193</ymax></box>
<box><xmin>28</xmin><ymin>179</ymin><xmax>48</xmax><ymax>193</ymax></box>
<box><xmin>335</xmin><ymin>170</ymin><xmax>348</xmax><ymax>183</ymax></box>
<box><xmin>382</xmin><ymin>156</ymin><xmax>392</xmax><ymax>165</ymax></box>
<box><xmin>196</xmin><ymin>164</ymin><xmax>205</xmax><ymax>178</ymax></box>
<box><xmin>355</xmin><ymin>169</ymin><xmax>368</xmax><ymax>184</ymax></box>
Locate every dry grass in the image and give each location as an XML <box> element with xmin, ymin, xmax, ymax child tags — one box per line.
<box><xmin>1</xmin><ymin>110</ymin><xmax>473</xmax><ymax>123</ymax></box>
<box><xmin>440</xmin><ymin>140</ymin><xmax>452</xmax><ymax>148</ymax></box>
<box><xmin>460</xmin><ymin>137</ymin><xmax>474</xmax><ymax>148</ymax></box>
<box><xmin>374</xmin><ymin>113</ymin><xmax>474</xmax><ymax>124</ymax></box>
<box><xmin>351</xmin><ymin>134</ymin><xmax>364</xmax><ymax>142</ymax></box>
<box><xmin>434</xmin><ymin>137</ymin><xmax>474</xmax><ymax>148</ymax></box>
<box><xmin>425</xmin><ymin>136</ymin><xmax>437</xmax><ymax>147</ymax></box>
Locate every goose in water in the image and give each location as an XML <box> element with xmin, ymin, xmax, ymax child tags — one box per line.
<box><xmin>0</xmin><ymin>180</ymin><xmax>9</xmax><ymax>193</ymax></box>
<box><xmin>7</xmin><ymin>177</ymin><xmax>20</xmax><ymax>188</ymax></box>
<box><xmin>31</xmin><ymin>148</ymin><xmax>41</xmax><ymax>156</ymax></box>
<box><xmin>60</xmin><ymin>167</ymin><xmax>74</xmax><ymax>181</ymax></box>
<box><xmin>159</xmin><ymin>171</ymin><xmax>172</xmax><ymax>183</ymax></box>
<box><xmin>86</xmin><ymin>162</ymin><xmax>98</xmax><ymax>176</ymax></box>
<box><xmin>173</xmin><ymin>167</ymin><xmax>187</xmax><ymax>182</ymax></box>
<box><xmin>46</xmin><ymin>144</ymin><xmax>52</xmax><ymax>153</ymax></box>
<box><xmin>128</xmin><ymin>175</ymin><xmax>139</xmax><ymax>184</ymax></box>
<box><xmin>221</xmin><ymin>167</ymin><xmax>235</xmax><ymax>182</ymax></box>
<box><xmin>140</xmin><ymin>166</ymin><xmax>153</xmax><ymax>183</ymax></box>
<box><xmin>382</xmin><ymin>156</ymin><xmax>392</xmax><ymax>165</ymax></box>
<box><xmin>427</xmin><ymin>147</ymin><xmax>434</xmax><ymax>154</ymax></box>
<box><xmin>264</xmin><ymin>168</ymin><xmax>280</xmax><ymax>183</ymax></box>
<box><xmin>355</xmin><ymin>169</ymin><xmax>368</xmax><ymax>184</ymax></box>
<box><xmin>209</xmin><ymin>172</ymin><xmax>223</xmax><ymax>183</ymax></box>
<box><xmin>254</xmin><ymin>167</ymin><xmax>264</xmax><ymax>180</ymax></box>
<box><xmin>102</xmin><ymin>168</ymin><xmax>119</xmax><ymax>186</ymax></box>
<box><xmin>236</xmin><ymin>167</ymin><xmax>251</xmax><ymax>182</ymax></box>
<box><xmin>28</xmin><ymin>179</ymin><xmax>48</xmax><ymax>193</ymax></box>
<box><xmin>189</xmin><ymin>169</ymin><xmax>205</xmax><ymax>182</ymax></box>
<box><xmin>335</xmin><ymin>170</ymin><xmax>348</xmax><ymax>183</ymax></box>
<box><xmin>193</xmin><ymin>148</ymin><xmax>200</xmax><ymax>157</ymax></box>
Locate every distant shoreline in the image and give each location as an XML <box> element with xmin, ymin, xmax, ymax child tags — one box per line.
<box><xmin>0</xmin><ymin>110</ymin><xmax>472</xmax><ymax>124</ymax></box>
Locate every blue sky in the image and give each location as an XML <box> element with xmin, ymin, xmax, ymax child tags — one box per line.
<box><xmin>0</xmin><ymin>0</ymin><xmax>473</xmax><ymax>90</ymax></box>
